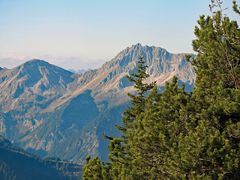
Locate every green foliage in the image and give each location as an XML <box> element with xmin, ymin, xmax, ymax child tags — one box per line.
<box><xmin>233</xmin><ymin>0</ymin><xmax>240</xmax><ymax>14</ymax></box>
<box><xmin>83</xmin><ymin>156</ymin><xmax>110</xmax><ymax>180</ymax></box>
<box><xmin>106</xmin><ymin>56</ymin><xmax>155</xmax><ymax>179</ymax></box>
<box><xmin>83</xmin><ymin>1</ymin><xmax>240</xmax><ymax>179</ymax></box>
<box><xmin>0</xmin><ymin>138</ymin><xmax>80</xmax><ymax>180</ymax></box>
<box><xmin>123</xmin><ymin>56</ymin><xmax>155</xmax><ymax>126</ymax></box>
<box><xmin>183</xmin><ymin>3</ymin><xmax>240</xmax><ymax>177</ymax></box>
<box><xmin>127</xmin><ymin>79</ymin><xmax>191</xmax><ymax>179</ymax></box>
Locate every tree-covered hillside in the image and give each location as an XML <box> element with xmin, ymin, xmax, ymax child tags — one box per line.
<box><xmin>0</xmin><ymin>136</ymin><xmax>81</xmax><ymax>180</ymax></box>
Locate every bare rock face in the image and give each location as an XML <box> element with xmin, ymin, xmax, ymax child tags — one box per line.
<box><xmin>0</xmin><ymin>59</ymin><xmax>75</xmax><ymax>112</ymax></box>
<box><xmin>0</xmin><ymin>44</ymin><xmax>195</xmax><ymax>163</ymax></box>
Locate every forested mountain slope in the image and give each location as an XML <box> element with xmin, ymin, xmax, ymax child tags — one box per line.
<box><xmin>0</xmin><ymin>136</ymin><xmax>81</xmax><ymax>180</ymax></box>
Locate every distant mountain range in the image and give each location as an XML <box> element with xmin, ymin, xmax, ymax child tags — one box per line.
<box><xmin>0</xmin><ymin>44</ymin><xmax>195</xmax><ymax>164</ymax></box>
<box><xmin>0</xmin><ymin>136</ymin><xmax>81</xmax><ymax>180</ymax></box>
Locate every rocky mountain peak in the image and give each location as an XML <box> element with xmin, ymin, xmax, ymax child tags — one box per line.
<box><xmin>103</xmin><ymin>44</ymin><xmax>170</xmax><ymax>70</ymax></box>
<box><xmin>12</xmin><ymin>59</ymin><xmax>75</xmax><ymax>87</ymax></box>
<box><xmin>99</xmin><ymin>44</ymin><xmax>194</xmax><ymax>89</ymax></box>
<box><xmin>23</xmin><ymin>59</ymin><xmax>50</xmax><ymax>66</ymax></box>
<box><xmin>17</xmin><ymin>59</ymin><xmax>71</xmax><ymax>74</ymax></box>
<box><xmin>0</xmin><ymin>59</ymin><xmax>76</xmax><ymax>112</ymax></box>
<box><xmin>0</xmin><ymin>44</ymin><xmax>196</xmax><ymax>163</ymax></box>
<box><xmin>15</xmin><ymin>59</ymin><xmax>48</xmax><ymax>72</ymax></box>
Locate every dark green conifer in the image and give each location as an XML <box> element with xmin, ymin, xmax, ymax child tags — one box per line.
<box><xmin>108</xmin><ymin>56</ymin><xmax>155</xmax><ymax>179</ymax></box>
<box><xmin>180</xmin><ymin>0</ymin><xmax>240</xmax><ymax>178</ymax></box>
<box><xmin>83</xmin><ymin>156</ymin><xmax>109</xmax><ymax>180</ymax></box>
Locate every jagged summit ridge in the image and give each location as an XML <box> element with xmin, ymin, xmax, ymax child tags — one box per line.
<box><xmin>100</xmin><ymin>44</ymin><xmax>194</xmax><ymax>89</ymax></box>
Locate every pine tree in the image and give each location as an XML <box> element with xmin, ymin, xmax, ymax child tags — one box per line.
<box><xmin>83</xmin><ymin>156</ymin><xmax>109</xmax><ymax>180</ymax></box>
<box><xmin>123</xmin><ymin>56</ymin><xmax>155</xmax><ymax>127</ymax></box>
<box><xmin>178</xmin><ymin>0</ymin><xmax>240</xmax><ymax>178</ymax></box>
<box><xmin>107</xmin><ymin>56</ymin><xmax>155</xmax><ymax>179</ymax></box>
<box><xmin>128</xmin><ymin>77</ymin><xmax>192</xmax><ymax>179</ymax></box>
<box><xmin>233</xmin><ymin>0</ymin><xmax>240</xmax><ymax>14</ymax></box>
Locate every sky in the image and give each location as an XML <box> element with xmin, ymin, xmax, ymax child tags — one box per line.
<box><xmin>0</xmin><ymin>0</ymin><xmax>237</xmax><ymax>70</ymax></box>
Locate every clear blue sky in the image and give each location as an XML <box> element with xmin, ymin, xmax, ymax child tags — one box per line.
<box><xmin>0</xmin><ymin>0</ymin><xmax>236</xmax><ymax>69</ymax></box>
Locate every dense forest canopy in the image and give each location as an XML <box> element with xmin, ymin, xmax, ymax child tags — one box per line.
<box><xmin>83</xmin><ymin>0</ymin><xmax>240</xmax><ymax>179</ymax></box>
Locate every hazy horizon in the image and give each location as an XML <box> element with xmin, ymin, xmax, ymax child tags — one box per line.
<box><xmin>0</xmin><ymin>43</ymin><xmax>180</xmax><ymax>70</ymax></box>
<box><xmin>0</xmin><ymin>0</ymin><xmax>236</xmax><ymax>69</ymax></box>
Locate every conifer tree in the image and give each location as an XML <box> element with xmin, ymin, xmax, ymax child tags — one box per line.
<box><xmin>83</xmin><ymin>156</ymin><xmax>109</xmax><ymax>180</ymax></box>
<box><xmin>179</xmin><ymin>0</ymin><xmax>240</xmax><ymax>178</ymax></box>
<box><xmin>233</xmin><ymin>0</ymin><xmax>240</xmax><ymax>14</ymax></box>
<box><xmin>123</xmin><ymin>56</ymin><xmax>155</xmax><ymax>127</ymax></box>
<box><xmin>107</xmin><ymin>56</ymin><xmax>155</xmax><ymax>179</ymax></box>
